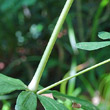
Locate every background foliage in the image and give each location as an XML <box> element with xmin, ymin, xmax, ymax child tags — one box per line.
<box><xmin>0</xmin><ymin>0</ymin><xmax>110</xmax><ymax>109</ymax></box>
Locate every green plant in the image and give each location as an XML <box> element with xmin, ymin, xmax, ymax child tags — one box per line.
<box><xmin>91</xmin><ymin>0</ymin><xmax>109</xmax><ymax>41</ymax></box>
<box><xmin>98</xmin><ymin>74</ymin><xmax>110</xmax><ymax>110</ymax></box>
<box><xmin>77</xmin><ymin>31</ymin><xmax>110</xmax><ymax>51</ymax></box>
<box><xmin>0</xmin><ymin>0</ymin><xmax>110</xmax><ymax>110</ymax></box>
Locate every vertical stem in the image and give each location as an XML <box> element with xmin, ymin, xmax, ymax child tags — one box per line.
<box><xmin>28</xmin><ymin>0</ymin><xmax>74</xmax><ymax>92</ymax></box>
<box><xmin>76</xmin><ymin>0</ymin><xmax>84</xmax><ymax>41</ymax></box>
<box><xmin>91</xmin><ymin>0</ymin><xmax>109</xmax><ymax>41</ymax></box>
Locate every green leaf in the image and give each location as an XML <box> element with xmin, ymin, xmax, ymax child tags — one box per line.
<box><xmin>0</xmin><ymin>74</ymin><xmax>27</xmax><ymax>95</ymax></box>
<box><xmin>1</xmin><ymin>0</ymin><xmax>36</xmax><ymax>12</ymax></box>
<box><xmin>76</xmin><ymin>41</ymin><xmax>110</xmax><ymax>51</ymax></box>
<box><xmin>98</xmin><ymin>31</ymin><xmax>110</xmax><ymax>40</ymax></box>
<box><xmin>52</xmin><ymin>91</ymin><xmax>98</xmax><ymax>110</ymax></box>
<box><xmin>15</xmin><ymin>91</ymin><xmax>37</xmax><ymax>110</ymax></box>
<box><xmin>21</xmin><ymin>0</ymin><xmax>36</xmax><ymax>6</ymax></box>
<box><xmin>38</xmin><ymin>95</ymin><xmax>68</xmax><ymax>110</ymax></box>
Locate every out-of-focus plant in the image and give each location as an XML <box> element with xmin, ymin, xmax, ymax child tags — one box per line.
<box><xmin>99</xmin><ymin>74</ymin><xmax>110</xmax><ymax>109</ymax></box>
<box><xmin>91</xmin><ymin>0</ymin><xmax>109</xmax><ymax>41</ymax></box>
<box><xmin>77</xmin><ymin>31</ymin><xmax>110</xmax><ymax>109</ymax></box>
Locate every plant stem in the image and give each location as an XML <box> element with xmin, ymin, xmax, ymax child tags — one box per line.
<box><xmin>76</xmin><ymin>0</ymin><xmax>84</xmax><ymax>41</ymax></box>
<box><xmin>91</xmin><ymin>0</ymin><xmax>109</xmax><ymax>41</ymax></box>
<box><xmin>37</xmin><ymin>58</ymin><xmax>110</xmax><ymax>94</ymax></box>
<box><xmin>28</xmin><ymin>0</ymin><xmax>74</xmax><ymax>92</ymax></box>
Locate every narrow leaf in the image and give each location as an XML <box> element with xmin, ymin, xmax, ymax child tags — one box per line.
<box><xmin>0</xmin><ymin>74</ymin><xmax>27</xmax><ymax>95</ymax></box>
<box><xmin>98</xmin><ymin>31</ymin><xmax>110</xmax><ymax>40</ymax></box>
<box><xmin>52</xmin><ymin>91</ymin><xmax>98</xmax><ymax>110</ymax></box>
<box><xmin>15</xmin><ymin>91</ymin><xmax>37</xmax><ymax>110</ymax></box>
<box><xmin>38</xmin><ymin>95</ymin><xmax>68</xmax><ymax>110</ymax></box>
<box><xmin>76</xmin><ymin>41</ymin><xmax>110</xmax><ymax>51</ymax></box>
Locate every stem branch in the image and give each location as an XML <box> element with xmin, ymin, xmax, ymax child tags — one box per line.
<box><xmin>37</xmin><ymin>58</ymin><xmax>110</xmax><ymax>94</ymax></box>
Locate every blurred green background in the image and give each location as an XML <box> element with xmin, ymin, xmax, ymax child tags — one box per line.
<box><xmin>0</xmin><ymin>0</ymin><xmax>110</xmax><ymax>110</ymax></box>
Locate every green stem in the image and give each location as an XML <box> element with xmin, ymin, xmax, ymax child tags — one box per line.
<box><xmin>28</xmin><ymin>0</ymin><xmax>74</xmax><ymax>92</ymax></box>
<box><xmin>76</xmin><ymin>0</ymin><xmax>84</xmax><ymax>41</ymax></box>
<box><xmin>91</xmin><ymin>0</ymin><xmax>109</xmax><ymax>41</ymax></box>
<box><xmin>37</xmin><ymin>58</ymin><xmax>110</xmax><ymax>94</ymax></box>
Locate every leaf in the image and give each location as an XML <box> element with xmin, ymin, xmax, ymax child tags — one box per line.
<box><xmin>98</xmin><ymin>31</ymin><xmax>110</xmax><ymax>40</ymax></box>
<box><xmin>38</xmin><ymin>95</ymin><xmax>68</xmax><ymax>110</ymax></box>
<box><xmin>0</xmin><ymin>0</ymin><xmax>16</xmax><ymax>11</ymax></box>
<box><xmin>51</xmin><ymin>91</ymin><xmax>98</xmax><ymax>110</ymax></box>
<box><xmin>21</xmin><ymin>0</ymin><xmax>36</xmax><ymax>6</ymax></box>
<box><xmin>76</xmin><ymin>41</ymin><xmax>110</xmax><ymax>51</ymax></box>
<box><xmin>15</xmin><ymin>91</ymin><xmax>37</xmax><ymax>110</ymax></box>
<box><xmin>0</xmin><ymin>74</ymin><xmax>27</xmax><ymax>95</ymax></box>
<box><xmin>1</xmin><ymin>0</ymin><xmax>36</xmax><ymax>12</ymax></box>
